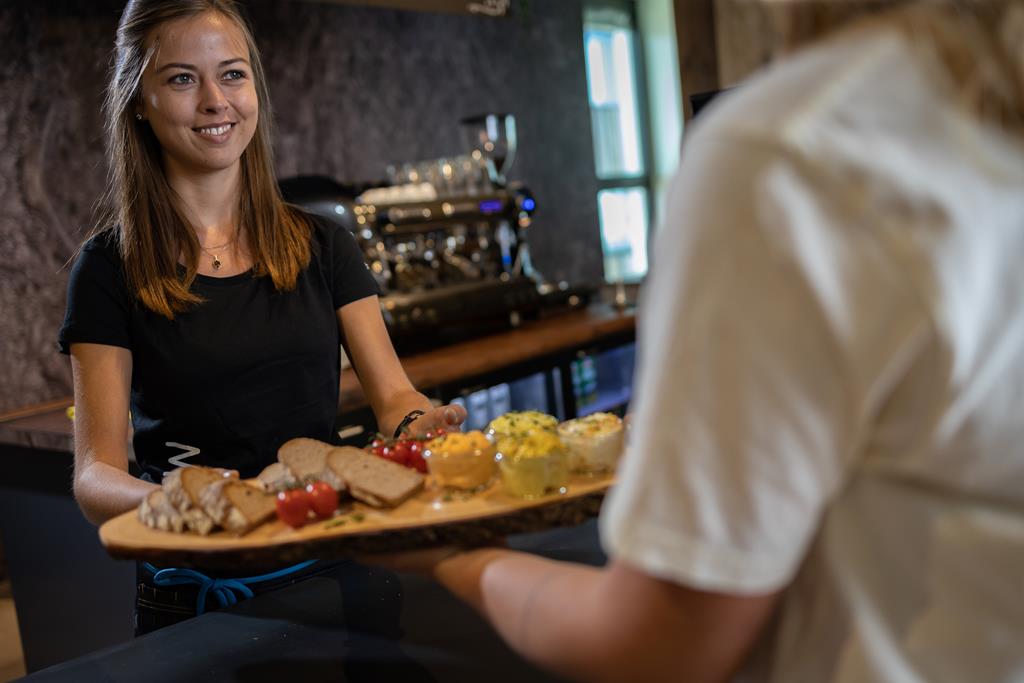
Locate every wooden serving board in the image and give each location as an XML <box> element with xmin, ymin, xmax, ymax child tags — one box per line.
<box><xmin>99</xmin><ymin>473</ymin><xmax>613</xmax><ymax>570</ymax></box>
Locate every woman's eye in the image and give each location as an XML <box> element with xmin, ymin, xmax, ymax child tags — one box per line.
<box><xmin>223</xmin><ymin>69</ymin><xmax>247</xmax><ymax>81</ymax></box>
<box><xmin>169</xmin><ymin>73</ymin><xmax>194</xmax><ymax>85</ymax></box>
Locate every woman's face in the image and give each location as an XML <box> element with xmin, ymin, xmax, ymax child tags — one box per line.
<box><xmin>139</xmin><ymin>12</ymin><xmax>258</xmax><ymax>179</ymax></box>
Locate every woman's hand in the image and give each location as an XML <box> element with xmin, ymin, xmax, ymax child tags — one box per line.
<box><xmin>406</xmin><ymin>403</ymin><xmax>467</xmax><ymax>437</ymax></box>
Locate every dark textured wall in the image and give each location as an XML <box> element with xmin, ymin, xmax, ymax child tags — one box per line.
<box><xmin>0</xmin><ymin>0</ymin><xmax>602</xmax><ymax>413</ymax></box>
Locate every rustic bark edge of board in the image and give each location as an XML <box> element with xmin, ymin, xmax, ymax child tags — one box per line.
<box><xmin>104</xmin><ymin>489</ymin><xmax>607</xmax><ymax>570</ymax></box>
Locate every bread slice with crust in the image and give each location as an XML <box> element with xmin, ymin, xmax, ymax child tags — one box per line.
<box><xmin>161</xmin><ymin>468</ymin><xmax>188</xmax><ymax>510</ymax></box>
<box><xmin>164</xmin><ymin>467</ymin><xmax>237</xmax><ymax>509</ymax></box>
<box><xmin>162</xmin><ymin>466</ymin><xmax>238</xmax><ymax>535</ymax></box>
<box><xmin>256</xmin><ymin>462</ymin><xmax>297</xmax><ymax>492</ymax></box>
<box><xmin>326</xmin><ymin>446</ymin><xmax>424</xmax><ymax>508</ymax></box>
<box><xmin>278</xmin><ymin>438</ymin><xmax>345</xmax><ymax>491</ymax></box>
<box><xmin>138</xmin><ymin>489</ymin><xmax>186</xmax><ymax>533</ymax></box>
<box><xmin>198</xmin><ymin>477</ymin><xmax>233</xmax><ymax>527</ymax></box>
<box><xmin>218</xmin><ymin>481</ymin><xmax>276</xmax><ymax>534</ymax></box>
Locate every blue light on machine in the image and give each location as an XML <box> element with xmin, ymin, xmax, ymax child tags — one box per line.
<box><xmin>521</xmin><ymin>198</ymin><xmax>536</xmax><ymax>211</ymax></box>
<box><xmin>479</xmin><ymin>199</ymin><xmax>503</xmax><ymax>214</ymax></box>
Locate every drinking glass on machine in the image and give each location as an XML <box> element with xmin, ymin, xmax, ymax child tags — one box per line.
<box><xmin>438</xmin><ymin>158</ymin><xmax>456</xmax><ymax>197</ymax></box>
<box><xmin>460</xmin><ymin>113</ymin><xmax>517</xmax><ymax>187</ymax></box>
<box><xmin>402</xmin><ymin>162</ymin><xmax>420</xmax><ymax>185</ymax></box>
<box><xmin>463</xmin><ymin>152</ymin><xmax>492</xmax><ymax>195</ymax></box>
<box><xmin>420</xmin><ymin>160</ymin><xmax>442</xmax><ymax>196</ymax></box>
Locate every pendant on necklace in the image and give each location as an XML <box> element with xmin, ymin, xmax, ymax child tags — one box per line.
<box><xmin>212</xmin><ymin>256</ymin><xmax>222</xmax><ymax>270</ymax></box>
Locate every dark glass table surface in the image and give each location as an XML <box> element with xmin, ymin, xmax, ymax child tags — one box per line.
<box><xmin>18</xmin><ymin>520</ymin><xmax>605</xmax><ymax>683</ymax></box>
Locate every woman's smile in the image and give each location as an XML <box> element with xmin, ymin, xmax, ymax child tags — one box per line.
<box><xmin>193</xmin><ymin>121</ymin><xmax>237</xmax><ymax>141</ymax></box>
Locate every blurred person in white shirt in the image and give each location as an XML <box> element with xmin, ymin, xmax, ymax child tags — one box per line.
<box><xmin>371</xmin><ymin>3</ymin><xmax>1024</xmax><ymax>681</ymax></box>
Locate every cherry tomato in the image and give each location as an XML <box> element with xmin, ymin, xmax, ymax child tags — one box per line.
<box><xmin>405</xmin><ymin>441</ymin><xmax>427</xmax><ymax>473</ymax></box>
<box><xmin>391</xmin><ymin>441</ymin><xmax>411</xmax><ymax>466</ymax></box>
<box><xmin>305</xmin><ymin>481</ymin><xmax>339</xmax><ymax>519</ymax></box>
<box><xmin>367</xmin><ymin>436</ymin><xmax>429</xmax><ymax>472</ymax></box>
<box><xmin>276</xmin><ymin>489</ymin><xmax>310</xmax><ymax>529</ymax></box>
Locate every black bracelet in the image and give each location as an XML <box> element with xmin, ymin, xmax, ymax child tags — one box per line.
<box><xmin>394</xmin><ymin>409</ymin><xmax>425</xmax><ymax>438</ymax></box>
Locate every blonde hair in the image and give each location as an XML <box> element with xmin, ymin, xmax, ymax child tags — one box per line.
<box><xmin>94</xmin><ymin>0</ymin><xmax>311</xmax><ymax>319</ymax></box>
<box><xmin>772</xmin><ymin>1</ymin><xmax>1024</xmax><ymax>133</ymax></box>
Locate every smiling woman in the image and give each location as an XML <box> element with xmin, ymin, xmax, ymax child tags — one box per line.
<box><xmin>101</xmin><ymin>0</ymin><xmax>297</xmax><ymax>307</ymax></box>
<box><xmin>141</xmin><ymin>14</ymin><xmax>258</xmax><ymax>184</ymax></box>
<box><xmin>57</xmin><ymin>0</ymin><xmax>466</xmax><ymax>636</ymax></box>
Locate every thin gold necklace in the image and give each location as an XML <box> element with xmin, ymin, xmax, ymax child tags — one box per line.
<box><xmin>198</xmin><ymin>233</ymin><xmax>237</xmax><ymax>271</ymax></box>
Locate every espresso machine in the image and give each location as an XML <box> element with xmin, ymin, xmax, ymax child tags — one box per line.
<box><xmin>354</xmin><ymin>185</ymin><xmax>544</xmax><ymax>348</ymax></box>
<box><xmin>280</xmin><ymin>114</ymin><xmax>590</xmax><ymax>352</ymax></box>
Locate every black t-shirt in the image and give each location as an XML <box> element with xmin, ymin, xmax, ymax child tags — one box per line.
<box><xmin>58</xmin><ymin>215</ymin><xmax>379</xmax><ymax>480</ymax></box>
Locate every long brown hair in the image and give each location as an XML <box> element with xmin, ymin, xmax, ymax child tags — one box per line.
<box><xmin>770</xmin><ymin>1</ymin><xmax>1024</xmax><ymax>134</ymax></box>
<box><xmin>95</xmin><ymin>0</ymin><xmax>311</xmax><ymax>318</ymax></box>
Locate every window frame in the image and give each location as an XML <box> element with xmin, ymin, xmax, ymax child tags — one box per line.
<box><xmin>583</xmin><ymin>0</ymin><xmax>656</xmax><ymax>283</ymax></box>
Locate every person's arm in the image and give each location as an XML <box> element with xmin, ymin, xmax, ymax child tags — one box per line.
<box><xmin>432</xmin><ymin>549</ymin><xmax>779</xmax><ymax>683</ymax></box>
<box><xmin>70</xmin><ymin>342</ymin><xmax>157</xmax><ymax>525</ymax></box>
<box><xmin>337</xmin><ymin>296</ymin><xmax>465</xmax><ymax>437</ymax></box>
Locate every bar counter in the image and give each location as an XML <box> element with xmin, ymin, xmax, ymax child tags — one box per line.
<box><xmin>0</xmin><ymin>304</ymin><xmax>635</xmax><ymax>451</ymax></box>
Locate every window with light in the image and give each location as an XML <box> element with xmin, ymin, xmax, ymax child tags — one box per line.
<box><xmin>583</xmin><ymin>3</ymin><xmax>650</xmax><ymax>283</ymax></box>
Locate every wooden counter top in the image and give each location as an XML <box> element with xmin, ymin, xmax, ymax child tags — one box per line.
<box><xmin>0</xmin><ymin>304</ymin><xmax>635</xmax><ymax>450</ymax></box>
<box><xmin>340</xmin><ymin>303</ymin><xmax>635</xmax><ymax>411</ymax></box>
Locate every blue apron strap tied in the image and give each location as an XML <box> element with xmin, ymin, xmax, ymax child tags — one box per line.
<box><xmin>143</xmin><ymin>559</ymin><xmax>318</xmax><ymax>615</ymax></box>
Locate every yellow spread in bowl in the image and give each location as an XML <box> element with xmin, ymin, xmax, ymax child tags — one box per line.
<box><xmin>557</xmin><ymin>412</ymin><xmax>624</xmax><ymax>473</ymax></box>
<box><xmin>495</xmin><ymin>428</ymin><xmax>569</xmax><ymax>499</ymax></box>
<box><xmin>487</xmin><ymin>411</ymin><xmax>559</xmax><ymax>439</ymax></box>
<box><xmin>423</xmin><ymin>431</ymin><xmax>497</xmax><ymax>491</ymax></box>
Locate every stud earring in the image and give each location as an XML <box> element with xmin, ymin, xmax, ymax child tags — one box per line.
<box><xmin>135</xmin><ymin>113</ymin><xmax>143</xmax><ymax>121</ymax></box>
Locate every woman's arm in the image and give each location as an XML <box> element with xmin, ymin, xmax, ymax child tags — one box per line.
<box><xmin>431</xmin><ymin>549</ymin><xmax>780</xmax><ymax>683</ymax></box>
<box><xmin>336</xmin><ymin>296</ymin><xmax>464</xmax><ymax>437</ymax></box>
<box><xmin>69</xmin><ymin>343</ymin><xmax>157</xmax><ymax>525</ymax></box>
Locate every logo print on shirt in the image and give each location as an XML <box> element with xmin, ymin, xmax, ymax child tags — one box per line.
<box><xmin>165</xmin><ymin>441</ymin><xmax>201</xmax><ymax>468</ymax></box>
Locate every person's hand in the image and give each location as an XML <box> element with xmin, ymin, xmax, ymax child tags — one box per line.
<box><xmin>407</xmin><ymin>403</ymin><xmax>467</xmax><ymax>437</ymax></box>
<box><xmin>359</xmin><ymin>538</ymin><xmax>507</xmax><ymax>578</ymax></box>
<box><xmin>358</xmin><ymin>545</ymin><xmax>465</xmax><ymax>577</ymax></box>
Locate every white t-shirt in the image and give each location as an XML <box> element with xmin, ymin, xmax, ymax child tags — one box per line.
<box><xmin>600</xmin><ymin>25</ymin><xmax>1024</xmax><ymax>683</ymax></box>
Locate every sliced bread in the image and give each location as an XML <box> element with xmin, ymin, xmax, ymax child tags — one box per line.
<box><xmin>278</xmin><ymin>438</ymin><xmax>345</xmax><ymax>491</ymax></box>
<box><xmin>256</xmin><ymin>462</ymin><xmax>297</xmax><ymax>492</ymax></box>
<box><xmin>161</xmin><ymin>468</ymin><xmax>187</xmax><ymax>511</ymax></box>
<box><xmin>181</xmin><ymin>467</ymin><xmax>238</xmax><ymax>505</ymax></box>
<box><xmin>326</xmin><ymin>446</ymin><xmax>424</xmax><ymax>508</ymax></box>
<box><xmin>163</xmin><ymin>467</ymin><xmax>237</xmax><ymax>535</ymax></box>
<box><xmin>138</xmin><ymin>489</ymin><xmax>186</xmax><ymax>533</ymax></box>
<box><xmin>219</xmin><ymin>481</ymin><xmax>276</xmax><ymax>534</ymax></box>
<box><xmin>164</xmin><ymin>466</ymin><xmax>237</xmax><ymax>510</ymax></box>
<box><xmin>198</xmin><ymin>477</ymin><xmax>232</xmax><ymax>526</ymax></box>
